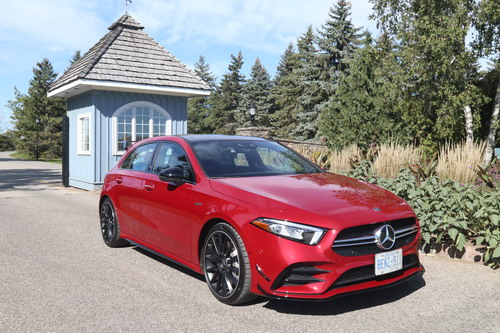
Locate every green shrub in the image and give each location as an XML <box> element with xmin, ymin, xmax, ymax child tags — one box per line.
<box><xmin>347</xmin><ymin>162</ymin><xmax>500</xmax><ymax>268</ymax></box>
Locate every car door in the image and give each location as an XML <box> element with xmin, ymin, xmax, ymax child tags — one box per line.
<box><xmin>112</xmin><ymin>142</ymin><xmax>158</xmax><ymax>238</ymax></box>
<box><xmin>139</xmin><ymin>141</ymin><xmax>195</xmax><ymax>262</ymax></box>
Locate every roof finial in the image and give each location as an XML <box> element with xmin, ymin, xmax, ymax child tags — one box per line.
<box><xmin>125</xmin><ymin>0</ymin><xmax>132</xmax><ymax>14</ymax></box>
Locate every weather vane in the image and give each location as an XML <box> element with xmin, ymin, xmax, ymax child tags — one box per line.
<box><xmin>125</xmin><ymin>0</ymin><xmax>132</xmax><ymax>13</ymax></box>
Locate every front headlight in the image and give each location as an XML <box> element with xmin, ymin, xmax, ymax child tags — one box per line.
<box><xmin>251</xmin><ymin>218</ymin><xmax>326</xmax><ymax>245</ymax></box>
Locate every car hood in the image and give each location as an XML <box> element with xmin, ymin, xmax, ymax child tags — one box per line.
<box><xmin>209</xmin><ymin>173</ymin><xmax>414</xmax><ymax>229</ymax></box>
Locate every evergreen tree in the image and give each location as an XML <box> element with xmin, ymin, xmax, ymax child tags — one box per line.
<box><xmin>187</xmin><ymin>55</ymin><xmax>216</xmax><ymax>134</ymax></box>
<box><xmin>293</xmin><ymin>26</ymin><xmax>324</xmax><ymax>141</ymax></box>
<box><xmin>316</xmin><ymin>0</ymin><xmax>362</xmax><ymax>88</ymax></box>
<box><xmin>9</xmin><ymin>59</ymin><xmax>66</xmax><ymax>159</ymax></box>
<box><xmin>320</xmin><ymin>33</ymin><xmax>408</xmax><ymax>148</ymax></box>
<box><xmin>70</xmin><ymin>50</ymin><xmax>81</xmax><ymax>66</ymax></box>
<box><xmin>270</xmin><ymin>43</ymin><xmax>302</xmax><ymax>138</ymax></box>
<box><xmin>237</xmin><ymin>58</ymin><xmax>275</xmax><ymax>127</ymax></box>
<box><xmin>0</xmin><ymin>130</ymin><xmax>15</xmax><ymax>151</ymax></box>
<box><xmin>209</xmin><ymin>51</ymin><xmax>245</xmax><ymax>134</ymax></box>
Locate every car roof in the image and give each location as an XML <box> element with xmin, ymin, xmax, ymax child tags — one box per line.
<box><xmin>179</xmin><ymin>134</ymin><xmax>268</xmax><ymax>143</ymax></box>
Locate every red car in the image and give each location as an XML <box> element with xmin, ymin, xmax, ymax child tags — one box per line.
<box><xmin>100</xmin><ymin>135</ymin><xmax>424</xmax><ymax>305</ymax></box>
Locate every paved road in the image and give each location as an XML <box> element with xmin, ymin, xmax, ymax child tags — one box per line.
<box><xmin>0</xmin><ymin>151</ymin><xmax>499</xmax><ymax>332</ymax></box>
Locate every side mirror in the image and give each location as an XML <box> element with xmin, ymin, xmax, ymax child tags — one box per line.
<box><xmin>158</xmin><ymin>167</ymin><xmax>185</xmax><ymax>186</ymax></box>
<box><xmin>121</xmin><ymin>140</ymin><xmax>130</xmax><ymax>151</ymax></box>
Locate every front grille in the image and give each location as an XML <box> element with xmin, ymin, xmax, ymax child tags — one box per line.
<box><xmin>329</xmin><ymin>254</ymin><xmax>420</xmax><ymax>290</ymax></box>
<box><xmin>332</xmin><ymin>217</ymin><xmax>418</xmax><ymax>257</ymax></box>
<box><xmin>272</xmin><ymin>265</ymin><xmax>330</xmax><ymax>290</ymax></box>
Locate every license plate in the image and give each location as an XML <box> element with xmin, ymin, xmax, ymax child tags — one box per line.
<box><xmin>375</xmin><ymin>249</ymin><xmax>402</xmax><ymax>276</ymax></box>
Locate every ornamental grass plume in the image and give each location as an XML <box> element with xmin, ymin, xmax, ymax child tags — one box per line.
<box><xmin>328</xmin><ymin>144</ymin><xmax>362</xmax><ymax>173</ymax></box>
<box><xmin>372</xmin><ymin>141</ymin><xmax>421</xmax><ymax>179</ymax></box>
<box><xmin>436</xmin><ymin>141</ymin><xmax>486</xmax><ymax>184</ymax></box>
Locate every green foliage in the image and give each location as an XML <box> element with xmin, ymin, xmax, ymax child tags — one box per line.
<box><xmin>316</xmin><ymin>0</ymin><xmax>362</xmax><ymax>83</ymax></box>
<box><xmin>348</xmin><ymin>161</ymin><xmax>500</xmax><ymax>267</ymax></box>
<box><xmin>9</xmin><ymin>59</ymin><xmax>66</xmax><ymax>159</ymax></box>
<box><xmin>408</xmin><ymin>151</ymin><xmax>438</xmax><ymax>186</ymax></box>
<box><xmin>0</xmin><ymin>130</ymin><xmax>15</xmax><ymax>151</ymax></box>
<box><xmin>292</xmin><ymin>26</ymin><xmax>324</xmax><ymax>141</ymax></box>
<box><xmin>472</xmin><ymin>0</ymin><xmax>500</xmax><ymax>58</ymax></box>
<box><xmin>369</xmin><ymin>0</ymin><xmax>486</xmax><ymax>151</ymax></box>
<box><xmin>270</xmin><ymin>43</ymin><xmax>301</xmax><ymax>138</ymax></box>
<box><xmin>69</xmin><ymin>50</ymin><xmax>81</xmax><ymax>66</ymax></box>
<box><xmin>187</xmin><ymin>55</ymin><xmax>217</xmax><ymax>134</ymax></box>
<box><xmin>209</xmin><ymin>52</ymin><xmax>245</xmax><ymax>134</ymax></box>
<box><xmin>320</xmin><ymin>33</ymin><xmax>407</xmax><ymax>149</ymax></box>
<box><xmin>237</xmin><ymin>58</ymin><xmax>275</xmax><ymax>127</ymax></box>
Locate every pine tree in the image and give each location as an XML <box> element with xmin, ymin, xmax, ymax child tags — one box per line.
<box><xmin>70</xmin><ymin>50</ymin><xmax>81</xmax><ymax>66</ymax></box>
<box><xmin>237</xmin><ymin>58</ymin><xmax>275</xmax><ymax>127</ymax></box>
<box><xmin>317</xmin><ymin>0</ymin><xmax>362</xmax><ymax>86</ymax></box>
<box><xmin>293</xmin><ymin>26</ymin><xmax>324</xmax><ymax>141</ymax></box>
<box><xmin>187</xmin><ymin>55</ymin><xmax>216</xmax><ymax>134</ymax></box>
<box><xmin>320</xmin><ymin>33</ymin><xmax>408</xmax><ymax>149</ymax></box>
<box><xmin>270</xmin><ymin>43</ymin><xmax>302</xmax><ymax>138</ymax></box>
<box><xmin>209</xmin><ymin>51</ymin><xmax>245</xmax><ymax>134</ymax></box>
<box><xmin>9</xmin><ymin>59</ymin><xmax>66</xmax><ymax>159</ymax></box>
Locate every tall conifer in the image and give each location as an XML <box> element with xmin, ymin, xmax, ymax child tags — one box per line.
<box><xmin>9</xmin><ymin>59</ymin><xmax>66</xmax><ymax>159</ymax></box>
<box><xmin>188</xmin><ymin>55</ymin><xmax>216</xmax><ymax>134</ymax></box>
<box><xmin>210</xmin><ymin>52</ymin><xmax>245</xmax><ymax>134</ymax></box>
<box><xmin>237</xmin><ymin>58</ymin><xmax>274</xmax><ymax>127</ymax></box>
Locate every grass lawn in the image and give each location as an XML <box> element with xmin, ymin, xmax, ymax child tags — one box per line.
<box><xmin>10</xmin><ymin>152</ymin><xmax>62</xmax><ymax>164</ymax></box>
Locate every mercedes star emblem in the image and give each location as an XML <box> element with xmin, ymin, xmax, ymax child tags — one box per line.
<box><xmin>374</xmin><ymin>224</ymin><xmax>396</xmax><ymax>250</ymax></box>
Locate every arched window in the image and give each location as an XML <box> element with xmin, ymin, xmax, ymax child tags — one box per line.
<box><xmin>113</xmin><ymin>101</ymin><xmax>171</xmax><ymax>153</ymax></box>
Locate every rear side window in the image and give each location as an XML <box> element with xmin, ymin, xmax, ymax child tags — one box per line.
<box><xmin>121</xmin><ymin>143</ymin><xmax>158</xmax><ymax>172</ymax></box>
<box><xmin>152</xmin><ymin>142</ymin><xmax>195</xmax><ymax>182</ymax></box>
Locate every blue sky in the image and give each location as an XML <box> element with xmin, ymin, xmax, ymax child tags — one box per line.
<box><xmin>0</xmin><ymin>0</ymin><xmax>377</xmax><ymax>131</ymax></box>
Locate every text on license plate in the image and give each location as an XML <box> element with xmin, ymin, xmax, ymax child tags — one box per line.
<box><xmin>375</xmin><ymin>249</ymin><xmax>402</xmax><ymax>276</ymax></box>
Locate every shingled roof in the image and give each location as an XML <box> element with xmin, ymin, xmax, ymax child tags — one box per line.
<box><xmin>48</xmin><ymin>15</ymin><xmax>210</xmax><ymax>98</ymax></box>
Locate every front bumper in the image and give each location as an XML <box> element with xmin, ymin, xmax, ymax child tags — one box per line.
<box><xmin>244</xmin><ymin>224</ymin><xmax>423</xmax><ymax>300</ymax></box>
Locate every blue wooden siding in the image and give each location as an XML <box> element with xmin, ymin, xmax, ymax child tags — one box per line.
<box><xmin>68</xmin><ymin>90</ymin><xmax>188</xmax><ymax>190</ymax></box>
<box><xmin>67</xmin><ymin>92</ymin><xmax>95</xmax><ymax>190</ymax></box>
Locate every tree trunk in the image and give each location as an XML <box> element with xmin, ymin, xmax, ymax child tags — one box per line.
<box><xmin>464</xmin><ymin>104</ymin><xmax>473</xmax><ymax>145</ymax></box>
<box><xmin>483</xmin><ymin>78</ymin><xmax>500</xmax><ymax>165</ymax></box>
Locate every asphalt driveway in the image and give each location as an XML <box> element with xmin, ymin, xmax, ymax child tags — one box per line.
<box><xmin>0</xmin><ymin>151</ymin><xmax>499</xmax><ymax>332</ymax></box>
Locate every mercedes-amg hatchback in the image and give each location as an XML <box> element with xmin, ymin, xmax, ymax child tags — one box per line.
<box><xmin>100</xmin><ymin>135</ymin><xmax>424</xmax><ymax>304</ymax></box>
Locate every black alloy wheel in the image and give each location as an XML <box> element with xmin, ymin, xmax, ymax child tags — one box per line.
<box><xmin>202</xmin><ymin>223</ymin><xmax>256</xmax><ymax>305</ymax></box>
<box><xmin>99</xmin><ymin>198</ymin><xmax>129</xmax><ymax>247</ymax></box>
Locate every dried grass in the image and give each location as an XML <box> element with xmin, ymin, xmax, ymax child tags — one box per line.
<box><xmin>328</xmin><ymin>144</ymin><xmax>362</xmax><ymax>173</ymax></box>
<box><xmin>436</xmin><ymin>141</ymin><xmax>486</xmax><ymax>184</ymax></box>
<box><xmin>372</xmin><ymin>141</ymin><xmax>421</xmax><ymax>178</ymax></box>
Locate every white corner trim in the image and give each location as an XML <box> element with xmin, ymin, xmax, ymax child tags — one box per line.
<box><xmin>48</xmin><ymin>79</ymin><xmax>211</xmax><ymax>98</ymax></box>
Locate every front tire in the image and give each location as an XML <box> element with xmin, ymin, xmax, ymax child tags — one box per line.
<box><xmin>202</xmin><ymin>223</ymin><xmax>256</xmax><ymax>305</ymax></box>
<box><xmin>99</xmin><ymin>198</ymin><xmax>129</xmax><ymax>248</ymax></box>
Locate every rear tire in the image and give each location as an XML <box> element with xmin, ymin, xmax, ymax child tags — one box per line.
<box><xmin>201</xmin><ymin>223</ymin><xmax>256</xmax><ymax>305</ymax></box>
<box><xmin>99</xmin><ymin>198</ymin><xmax>129</xmax><ymax>248</ymax></box>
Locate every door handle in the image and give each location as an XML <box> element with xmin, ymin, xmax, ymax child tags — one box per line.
<box><xmin>115</xmin><ymin>177</ymin><xmax>123</xmax><ymax>184</ymax></box>
<box><xmin>144</xmin><ymin>184</ymin><xmax>155</xmax><ymax>191</ymax></box>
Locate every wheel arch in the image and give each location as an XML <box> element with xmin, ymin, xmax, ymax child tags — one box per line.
<box><xmin>198</xmin><ymin>217</ymin><xmax>239</xmax><ymax>267</ymax></box>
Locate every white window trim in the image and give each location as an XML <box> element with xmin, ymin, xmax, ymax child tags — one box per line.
<box><xmin>77</xmin><ymin>112</ymin><xmax>91</xmax><ymax>155</ymax></box>
<box><xmin>112</xmin><ymin>101</ymin><xmax>172</xmax><ymax>155</ymax></box>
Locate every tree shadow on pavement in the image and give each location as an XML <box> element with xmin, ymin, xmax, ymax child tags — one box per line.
<box><xmin>0</xmin><ymin>168</ymin><xmax>62</xmax><ymax>191</ymax></box>
<box><xmin>263</xmin><ymin>275</ymin><xmax>426</xmax><ymax>315</ymax></box>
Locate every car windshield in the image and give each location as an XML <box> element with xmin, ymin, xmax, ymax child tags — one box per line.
<box><xmin>190</xmin><ymin>139</ymin><xmax>323</xmax><ymax>178</ymax></box>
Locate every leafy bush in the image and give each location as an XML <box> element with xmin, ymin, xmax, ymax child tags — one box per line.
<box><xmin>348</xmin><ymin>162</ymin><xmax>500</xmax><ymax>268</ymax></box>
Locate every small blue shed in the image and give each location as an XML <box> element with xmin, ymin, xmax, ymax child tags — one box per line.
<box><xmin>48</xmin><ymin>15</ymin><xmax>210</xmax><ymax>190</ymax></box>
